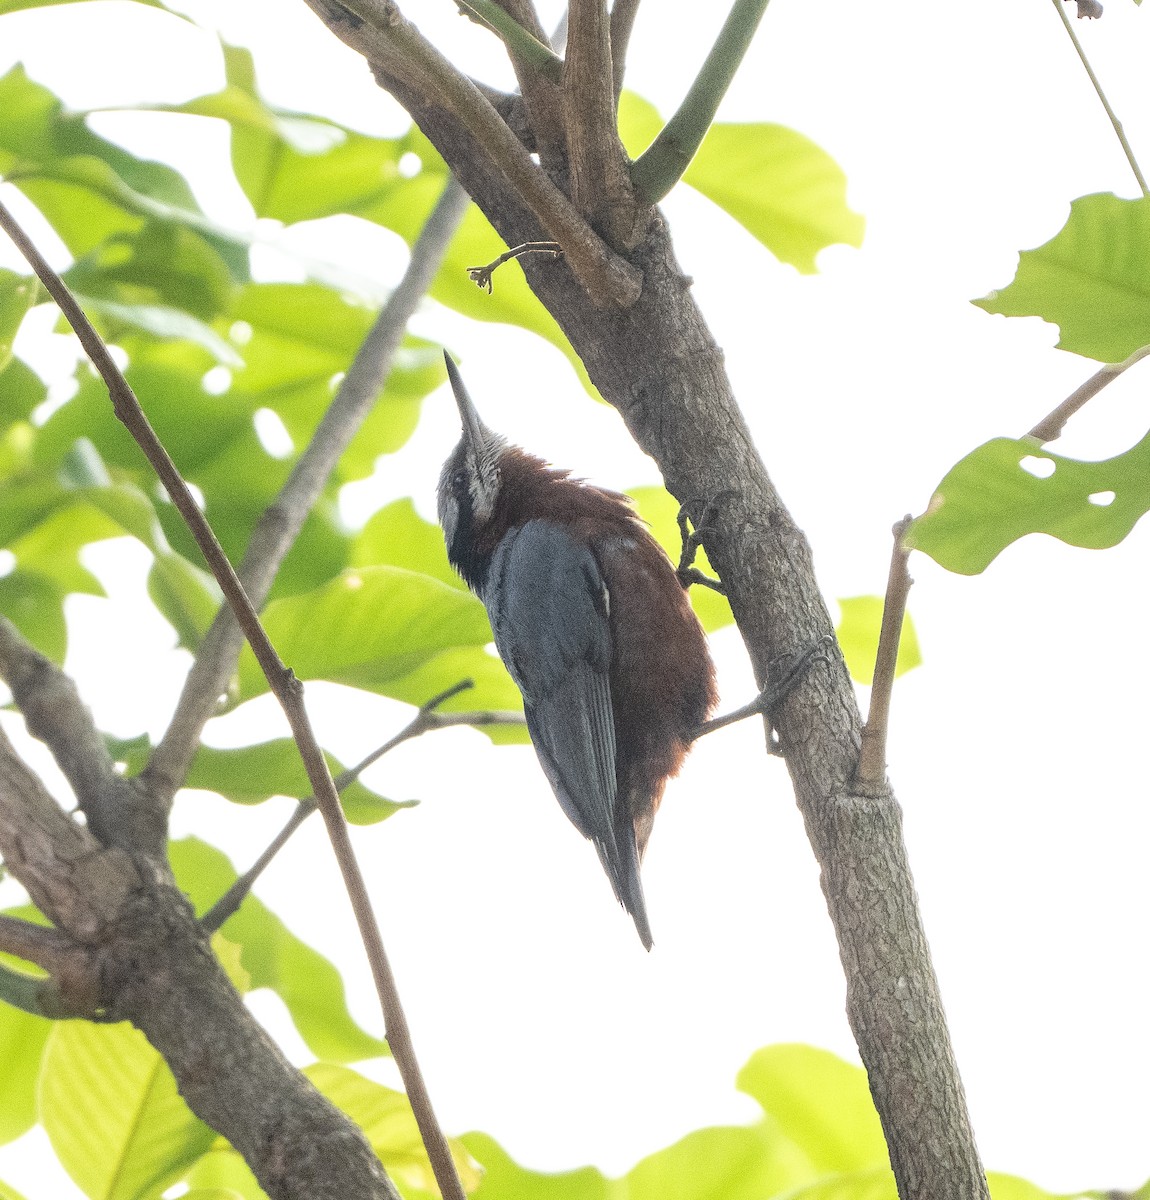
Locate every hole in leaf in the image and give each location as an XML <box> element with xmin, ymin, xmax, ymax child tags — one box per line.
<box><xmin>1019</xmin><ymin>455</ymin><xmax>1055</xmax><ymax>479</ymax></box>
<box><xmin>0</xmin><ymin>550</ymin><xmax>15</xmax><ymax>578</ymax></box>
<box><xmin>1088</xmin><ymin>490</ymin><xmax>1116</xmax><ymax>506</ymax></box>
<box><xmin>254</xmin><ymin>408</ymin><xmax>294</xmax><ymax>459</ymax></box>
<box><xmin>398</xmin><ymin>152</ymin><xmax>422</xmax><ymax>178</ymax></box>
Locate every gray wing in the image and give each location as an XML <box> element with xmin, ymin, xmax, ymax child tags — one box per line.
<box><xmin>484</xmin><ymin>520</ymin><xmax>619</xmax><ymax>860</ymax></box>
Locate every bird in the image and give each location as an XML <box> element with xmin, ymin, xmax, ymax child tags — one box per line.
<box><xmin>437</xmin><ymin>351</ymin><xmax>717</xmax><ymax>948</ymax></box>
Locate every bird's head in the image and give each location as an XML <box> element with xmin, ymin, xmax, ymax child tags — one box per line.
<box><xmin>437</xmin><ymin>351</ymin><xmax>508</xmax><ymax>588</ymax></box>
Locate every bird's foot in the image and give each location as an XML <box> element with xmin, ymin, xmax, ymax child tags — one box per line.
<box><xmin>695</xmin><ymin>636</ymin><xmax>833</xmax><ymax>749</ymax></box>
<box><xmin>676</xmin><ymin>497</ymin><xmax>733</xmax><ymax>593</ymax></box>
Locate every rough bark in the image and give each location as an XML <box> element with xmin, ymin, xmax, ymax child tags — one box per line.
<box><xmin>297</xmin><ymin>3</ymin><xmax>990</xmax><ymax>1193</ymax></box>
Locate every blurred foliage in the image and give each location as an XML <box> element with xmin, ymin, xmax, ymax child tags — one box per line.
<box><xmin>835</xmin><ymin>595</ymin><xmax>921</xmax><ymax>685</ymax></box>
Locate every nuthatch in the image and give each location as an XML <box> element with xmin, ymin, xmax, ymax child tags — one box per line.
<box><xmin>437</xmin><ymin>352</ymin><xmax>717</xmax><ymax>948</ymax></box>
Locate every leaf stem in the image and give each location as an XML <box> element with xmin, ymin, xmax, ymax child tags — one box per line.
<box><xmin>1026</xmin><ymin>341</ymin><xmax>1150</xmax><ymax>442</ymax></box>
<box><xmin>1051</xmin><ymin>0</ymin><xmax>1149</xmax><ymax>198</ymax></box>
<box><xmin>630</xmin><ymin>0</ymin><xmax>771</xmax><ymax>204</ymax></box>
<box><xmin>456</xmin><ymin>0</ymin><xmax>563</xmax><ymax>80</ymax></box>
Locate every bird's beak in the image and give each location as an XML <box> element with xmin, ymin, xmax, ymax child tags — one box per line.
<box><xmin>443</xmin><ymin>351</ymin><xmax>490</xmax><ymax>457</ymax></box>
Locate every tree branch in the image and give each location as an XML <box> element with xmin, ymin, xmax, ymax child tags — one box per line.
<box><xmin>609</xmin><ymin>0</ymin><xmax>642</xmax><ymax>99</ymax></box>
<box><xmin>564</xmin><ymin>0</ymin><xmax>641</xmax><ymax>247</ymax></box>
<box><xmin>301</xmin><ymin>0</ymin><xmax>642</xmax><ymax>306</ymax></box>
<box><xmin>146</xmin><ymin>177</ymin><xmax>471</xmax><ymax>801</ymax></box>
<box><xmin>855</xmin><ymin>517</ymin><xmax>913</xmax><ymax>794</ymax></box>
<box><xmin>352</xmin><ymin>65</ymin><xmax>990</xmax><ymax>1199</ymax></box>
<box><xmin>630</xmin><ymin>0</ymin><xmax>772</xmax><ymax>203</ymax></box>
<box><xmin>0</xmin><ymin>197</ymin><xmax>464</xmax><ymax>1200</ymax></box>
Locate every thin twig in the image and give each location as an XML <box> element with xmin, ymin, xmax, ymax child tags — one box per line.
<box><xmin>1051</xmin><ymin>0</ymin><xmax>1149</xmax><ymax>197</ymax></box>
<box><xmin>630</xmin><ymin>0</ymin><xmax>771</xmax><ymax>204</ymax></box>
<box><xmin>147</xmin><ymin>178</ymin><xmax>471</xmax><ymax>798</ymax></box>
<box><xmin>456</xmin><ymin>0</ymin><xmax>562</xmax><ymax>80</ymax></box>
<box><xmin>467</xmin><ymin>240</ymin><xmax>563</xmax><ymax>291</ymax></box>
<box><xmin>609</xmin><ymin>0</ymin><xmax>642</xmax><ymax>100</ymax></box>
<box><xmin>1026</xmin><ymin>342</ymin><xmax>1150</xmax><ymax>443</ymax></box>
<box><xmin>202</xmin><ymin>681</ymin><xmax>526</xmax><ymax>931</ymax></box>
<box><xmin>0</xmin><ymin>198</ymin><xmax>467</xmax><ymax>1200</ymax></box>
<box><xmin>855</xmin><ymin>517</ymin><xmax>913</xmax><ymax>794</ymax></box>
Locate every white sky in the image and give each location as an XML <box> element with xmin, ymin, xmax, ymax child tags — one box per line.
<box><xmin>2</xmin><ymin>0</ymin><xmax>1150</xmax><ymax>1196</ymax></box>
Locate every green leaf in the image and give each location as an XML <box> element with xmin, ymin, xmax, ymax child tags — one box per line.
<box><xmin>305</xmin><ymin>1063</ymin><xmax>480</xmax><ymax>1194</ymax></box>
<box><xmin>147</xmin><ymin>550</ymin><xmax>222</xmax><ymax>650</ymax></box>
<box><xmin>350</xmin><ymin>498</ymin><xmax>462</xmax><ymax>590</ymax></box>
<box><xmin>0</xmin><ymin>270</ymin><xmax>37</xmax><ymax>372</ymax></box>
<box><xmin>7</xmin><ymin>504</ymin><xmax>109</xmax><ymax>596</ymax></box>
<box><xmin>184</xmin><ymin>739</ymin><xmax>413</xmax><ymax>825</ymax></box>
<box><xmin>0</xmin><ymin>1001</ymin><xmax>51</xmax><ymax>1146</ymax></box>
<box><xmin>974</xmin><ymin>193</ymin><xmax>1150</xmax><ymax>362</ymax></box>
<box><xmin>620</xmin><ymin>93</ymin><xmax>865</xmax><ymax>273</ymax></box>
<box><xmin>737</xmin><ymin>1044</ymin><xmax>889</xmax><ymax>1174</ymax></box>
<box><xmin>906</xmin><ymin>432</ymin><xmax>1150</xmax><ymax>574</ymax></box>
<box><xmin>0</xmin><ymin>1182</ymin><xmax>28</xmax><ymax>1200</ymax></box>
<box><xmin>0</xmin><ymin>570</ymin><xmax>66</xmax><ymax>661</ymax></box>
<box><xmin>628</xmin><ymin>486</ymin><xmax>734</xmax><ymax>633</ymax></box>
<box><xmin>835</xmin><ymin>596</ymin><xmax>921</xmax><ymax>685</ymax></box>
<box><xmin>986</xmin><ymin>1174</ymin><xmax>1082</xmax><ymax>1200</ymax></box>
<box><xmin>627</xmin><ymin>1122</ymin><xmax>815</xmax><ymax>1200</ymax></box>
<box><xmin>77</xmin><ymin>294</ymin><xmax>242</xmax><ymax>365</ymax></box>
<box><xmin>0</xmin><ymin>65</ymin><xmax>248</xmax><ymax>264</ymax></box>
<box><xmin>182</xmin><ymin>1141</ymin><xmax>265</xmax><ymax>1200</ymax></box>
<box><xmin>235</xmin><ymin>566</ymin><xmax>493</xmax><ymax>701</ymax></box>
<box><xmin>169</xmin><ymin>838</ymin><xmax>388</xmax><ymax>1062</ymax></box>
<box><xmin>40</xmin><ymin>1020</ymin><xmax>216</xmax><ymax>1200</ymax></box>
<box><xmin>462</xmin><ymin>1132</ymin><xmax>609</xmax><ymax>1200</ymax></box>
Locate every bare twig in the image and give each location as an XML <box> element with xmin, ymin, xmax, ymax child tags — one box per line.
<box><xmin>1026</xmin><ymin>342</ymin><xmax>1150</xmax><ymax>443</ymax></box>
<box><xmin>855</xmin><ymin>517</ymin><xmax>914</xmax><ymax>794</ymax></box>
<box><xmin>302</xmin><ymin>0</ymin><xmax>642</xmax><ymax>306</ymax></box>
<box><xmin>147</xmin><ymin>178</ymin><xmax>471</xmax><ymax>799</ymax></box>
<box><xmin>609</xmin><ymin>0</ymin><xmax>642</xmax><ymax>99</ymax></box>
<box><xmin>0</xmin><ymin>198</ymin><xmax>466</xmax><ymax>1200</ymax></box>
<box><xmin>202</xmin><ymin>681</ymin><xmax>526</xmax><ymax>931</ymax></box>
<box><xmin>467</xmin><ymin>240</ymin><xmax>563</xmax><ymax>291</ymax></box>
<box><xmin>1052</xmin><ymin>0</ymin><xmax>1148</xmax><ymax>197</ymax></box>
<box><xmin>630</xmin><ymin>0</ymin><xmax>771</xmax><ymax>203</ymax></box>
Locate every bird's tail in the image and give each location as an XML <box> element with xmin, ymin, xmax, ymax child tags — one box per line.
<box><xmin>595</xmin><ymin>823</ymin><xmax>653</xmax><ymax>951</ymax></box>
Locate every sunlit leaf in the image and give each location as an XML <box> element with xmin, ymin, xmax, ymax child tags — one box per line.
<box><xmin>906</xmin><ymin>432</ymin><xmax>1150</xmax><ymax>574</ymax></box>
<box><xmin>462</xmin><ymin>1132</ymin><xmax>609</xmax><ymax>1200</ymax></box>
<box><xmin>0</xmin><ymin>1002</ymin><xmax>51</xmax><ymax>1146</ymax></box>
<box><xmin>974</xmin><ymin>193</ymin><xmax>1150</xmax><ymax>362</ymax></box>
<box><xmin>627</xmin><ymin>1122</ymin><xmax>814</xmax><ymax>1200</ymax></box>
<box><xmin>182</xmin><ymin>1141</ymin><xmax>265</xmax><ymax>1200</ymax></box>
<box><xmin>620</xmin><ymin>93</ymin><xmax>865</xmax><ymax>273</ymax></box>
<box><xmin>40</xmin><ymin>1021</ymin><xmax>216</xmax><ymax>1200</ymax></box>
<box><xmin>0</xmin><ymin>1181</ymin><xmax>28</xmax><ymax>1200</ymax></box>
<box><xmin>305</xmin><ymin>1064</ymin><xmax>480</xmax><ymax>1194</ymax></box>
<box><xmin>737</xmin><ymin>1044</ymin><xmax>889</xmax><ymax>1173</ymax></box>
<box><xmin>184</xmin><ymin>739</ymin><xmax>413</xmax><ymax>825</ymax></box>
<box><xmin>148</xmin><ymin>550</ymin><xmax>222</xmax><ymax>650</ymax></box>
<box><xmin>169</xmin><ymin>838</ymin><xmax>388</xmax><ymax>1062</ymax></box>
<box><xmin>0</xmin><ymin>570</ymin><xmax>66</xmax><ymax>661</ymax></box>
<box><xmin>235</xmin><ymin>566</ymin><xmax>492</xmax><ymax>700</ymax></box>
<box><xmin>350</xmin><ymin>497</ymin><xmax>462</xmax><ymax>590</ymax></box>
<box><xmin>836</xmin><ymin>595</ymin><xmax>921</xmax><ymax>685</ymax></box>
